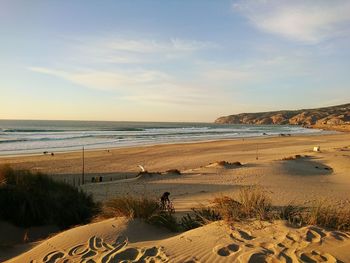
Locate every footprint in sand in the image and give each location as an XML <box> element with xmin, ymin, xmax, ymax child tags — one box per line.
<box><xmin>184</xmin><ymin>258</ymin><xmax>201</xmax><ymax>263</ymax></box>
<box><xmin>236</xmin><ymin>247</ymin><xmax>274</xmax><ymax>263</ymax></box>
<box><xmin>277</xmin><ymin>251</ymin><xmax>295</xmax><ymax>263</ymax></box>
<box><xmin>330</xmin><ymin>231</ymin><xmax>350</xmax><ymax>241</ymax></box>
<box><xmin>248</xmin><ymin>252</ymin><xmax>270</xmax><ymax>263</ymax></box>
<box><xmin>42</xmin><ymin>235</ymin><xmax>168</xmax><ymax>263</ymax></box>
<box><xmin>305</xmin><ymin>227</ymin><xmax>326</xmax><ymax>243</ymax></box>
<box><xmin>215</xmin><ymin>243</ymin><xmax>240</xmax><ymax>257</ymax></box>
<box><xmin>230</xmin><ymin>229</ymin><xmax>255</xmax><ymax>242</ymax></box>
<box><xmin>300</xmin><ymin>250</ymin><xmax>338</xmax><ymax>263</ymax></box>
<box><xmin>42</xmin><ymin>251</ymin><xmax>65</xmax><ymax>263</ymax></box>
<box><xmin>286</xmin><ymin>232</ymin><xmax>301</xmax><ymax>242</ymax></box>
<box><xmin>238</xmin><ymin>230</ymin><xmax>255</xmax><ymax>240</ymax></box>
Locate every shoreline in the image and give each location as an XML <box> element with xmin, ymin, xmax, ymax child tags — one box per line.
<box><xmin>0</xmin><ymin>129</ymin><xmax>333</xmax><ymax>158</ymax></box>
<box><xmin>0</xmin><ymin>131</ymin><xmax>348</xmax><ymax>176</ymax></box>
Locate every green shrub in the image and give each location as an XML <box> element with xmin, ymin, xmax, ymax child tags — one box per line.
<box><xmin>0</xmin><ymin>165</ymin><xmax>98</xmax><ymax>229</ymax></box>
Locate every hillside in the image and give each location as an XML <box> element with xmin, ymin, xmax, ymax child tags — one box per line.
<box><xmin>215</xmin><ymin>103</ymin><xmax>350</xmax><ymax>131</ymax></box>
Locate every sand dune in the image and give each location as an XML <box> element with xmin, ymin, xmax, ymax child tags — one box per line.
<box><xmin>162</xmin><ymin>220</ymin><xmax>350</xmax><ymax>262</ymax></box>
<box><xmin>7</xmin><ymin>218</ymin><xmax>170</xmax><ymax>263</ymax></box>
<box><xmin>6</xmin><ymin>218</ymin><xmax>350</xmax><ymax>263</ymax></box>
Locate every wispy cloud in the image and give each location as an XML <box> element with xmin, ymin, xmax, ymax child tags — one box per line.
<box><xmin>68</xmin><ymin>37</ymin><xmax>217</xmax><ymax>65</ymax></box>
<box><xmin>29</xmin><ymin>65</ymin><xmax>231</xmax><ymax>106</ymax></box>
<box><xmin>28</xmin><ymin>36</ymin><xmax>221</xmax><ymax>105</ymax></box>
<box><xmin>30</xmin><ymin>67</ymin><xmax>172</xmax><ymax>91</ymax></box>
<box><xmin>105</xmin><ymin>38</ymin><xmax>216</xmax><ymax>53</ymax></box>
<box><xmin>233</xmin><ymin>0</ymin><xmax>350</xmax><ymax>43</ymax></box>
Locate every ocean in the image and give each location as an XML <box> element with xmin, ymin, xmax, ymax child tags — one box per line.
<box><xmin>0</xmin><ymin>120</ymin><xmax>324</xmax><ymax>155</ymax></box>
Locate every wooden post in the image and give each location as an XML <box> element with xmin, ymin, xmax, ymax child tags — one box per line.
<box><xmin>82</xmin><ymin>146</ymin><xmax>85</xmax><ymax>185</ymax></box>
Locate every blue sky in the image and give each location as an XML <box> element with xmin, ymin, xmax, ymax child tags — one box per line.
<box><xmin>1</xmin><ymin>0</ymin><xmax>350</xmax><ymax>122</ymax></box>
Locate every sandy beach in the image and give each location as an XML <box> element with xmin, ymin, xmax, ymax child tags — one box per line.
<box><xmin>2</xmin><ymin>132</ymin><xmax>350</xmax><ymax>262</ymax></box>
<box><xmin>1</xmin><ymin>132</ymin><xmax>350</xmax><ymax>206</ymax></box>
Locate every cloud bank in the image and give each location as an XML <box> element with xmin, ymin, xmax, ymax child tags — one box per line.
<box><xmin>233</xmin><ymin>0</ymin><xmax>350</xmax><ymax>43</ymax></box>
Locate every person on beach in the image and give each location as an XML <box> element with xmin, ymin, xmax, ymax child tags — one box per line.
<box><xmin>160</xmin><ymin>192</ymin><xmax>171</xmax><ymax>210</ymax></box>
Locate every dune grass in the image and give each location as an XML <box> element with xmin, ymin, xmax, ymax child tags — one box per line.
<box><xmin>282</xmin><ymin>155</ymin><xmax>303</xmax><ymax>161</ymax></box>
<box><xmin>100</xmin><ymin>196</ymin><xmax>161</xmax><ymax>219</ymax></box>
<box><xmin>215</xmin><ymin>160</ymin><xmax>242</xmax><ymax>166</ymax></box>
<box><xmin>182</xmin><ymin>187</ymin><xmax>350</xmax><ymax>231</ymax></box>
<box><xmin>100</xmin><ymin>195</ymin><xmax>180</xmax><ymax>232</ymax></box>
<box><xmin>306</xmin><ymin>203</ymin><xmax>350</xmax><ymax>230</ymax></box>
<box><xmin>181</xmin><ymin>207</ymin><xmax>222</xmax><ymax>231</ymax></box>
<box><xmin>2</xmin><ymin>165</ymin><xmax>348</xmax><ymax>232</ymax></box>
<box><xmin>213</xmin><ymin>187</ymin><xmax>272</xmax><ymax>223</ymax></box>
<box><xmin>281</xmin><ymin>202</ymin><xmax>350</xmax><ymax>231</ymax></box>
<box><xmin>165</xmin><ymin>169</ymin><xmax>181</xmax><ymax>175</ymax></box>
<box><xmin>0</xmin><ymin>165</ymin><xmax>98</xmax><ymax>229</ymax></box>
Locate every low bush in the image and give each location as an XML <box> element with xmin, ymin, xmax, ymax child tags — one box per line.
<box><xmin>0</xmin><ymin>165</ymin><xmax>98</xmax><ymax>229</ymax></box>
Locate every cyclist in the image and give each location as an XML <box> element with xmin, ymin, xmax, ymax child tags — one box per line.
<box><xmin>160</xmin><ymin>192</ymin><xmax>171</xmax><ymax>210</ymax></box>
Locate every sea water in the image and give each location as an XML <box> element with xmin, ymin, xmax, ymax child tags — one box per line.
<box><xmin>0</xmin><ymin>120</ymin><xmax>325</xmax><ymax>155</ymax></box>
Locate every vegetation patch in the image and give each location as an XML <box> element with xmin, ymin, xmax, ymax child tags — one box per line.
<box><xmin>181</xmin><ymin>207</ymin><xmax>222</xmax><ymax>231</ymax></box>
<box><xmin>282</xmin><ymin>155</ymin><xmax>304</xmax><ymax>161</ymax></box>
<box><xmin>165</xmin><ymin>169</ymin><xmax>181</xmax><ymax>175</ymax></box>
<box><xmin>213</xmin><ymin>187</ymin><xmax>272</xmax><ymax>223</ymax></box>
<box><xmin>281</xmin><ymin>202</ymin><xmax>350</xmax><ymax>231</ymax></box>
<box><xmin>0</xmin><ymin>165</ymin><xmax>98</xmax><ymax>229</ymax></box>
<box><xmin>137</xmin><ymin>171</ymin><xmax>161</xmax><ymax>178</ymax></box>
<box><xmin>100</xmin><ymin>196</ymin><xmax>160</xmax><ymax>219</ymax></box>
<box><xmin>181</xmin><ymin>187</ymin><xmax>350</xmax><ymax>232</ymax></box>
<box><xmin>100</xmin><ymin>196</ymin><xmax>179</xmax><ymax>232</ymax></box>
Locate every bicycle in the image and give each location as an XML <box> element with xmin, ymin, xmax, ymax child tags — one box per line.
<box><xmin>159</xmin><ymin>200</ymin><xmax>175</xmax><ymax>214</ymax></box>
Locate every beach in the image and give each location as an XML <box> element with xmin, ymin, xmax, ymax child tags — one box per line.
<box><xmin>2</xmin><ymin>132</ymin><xmax>350</xmax><ymax>262</ymax></box>
<box><xmin>1</xmin><ymin>132</ymin><xmax>350</xmax><ymax>207</ymax></box>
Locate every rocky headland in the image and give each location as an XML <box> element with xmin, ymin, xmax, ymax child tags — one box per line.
<box><xmin>215</xmin><ymin>103</ymin><xmax>350</xmax><ymax>131</ymax></box>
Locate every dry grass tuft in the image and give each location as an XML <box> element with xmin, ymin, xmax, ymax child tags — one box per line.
<box><xmin>279</xmin><ymin>202</ymin><xmax>350</xmax><ymax>231</ymax></box>
<box><xmin>282</xmin><ymin>154</ymin><xmax>303</xmax><ymax>161</ymax></box>
<box><xmin>100</xmin><ymin>196</ymin><xmax>160</xmax><ymax>219</ymax></box>
<box><xmin>212</xmin><ymin>187</ymin><xmax>272</xmax><ymax>223</ymax></box>
<box><xmin>100</xmin><ymin>196</ymin><xmax>180</xmax><ymax>232</ymax></box>
<box><xmin>215</xmin><ymin>161</ymin><xmax>242</xmax><ymax>166</ymax></box>
<box><xmin>165</xmin><ymin>169</ymin><xmax>181</xmax><ymax>175</ymax></box>
<box><xmin>305</xmin><ymin>202</ymin><xmax>350</xmax><ymax>231</ymax></box>
<box><xmin>181</xmin><ymin>207</ymin><xmax>222</xmax><ymax>231</ymax></box>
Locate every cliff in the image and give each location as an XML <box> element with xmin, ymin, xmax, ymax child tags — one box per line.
<box><xmin>215</xmin><ymin>103</ymin><xmax>350</xmax><ymax>131</ymax></box>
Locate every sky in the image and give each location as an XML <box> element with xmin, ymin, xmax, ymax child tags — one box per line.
<box><xmin>0</xmin><ymin>0</ymin><xmax>350</xmax><ymax>122</ymax></box>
